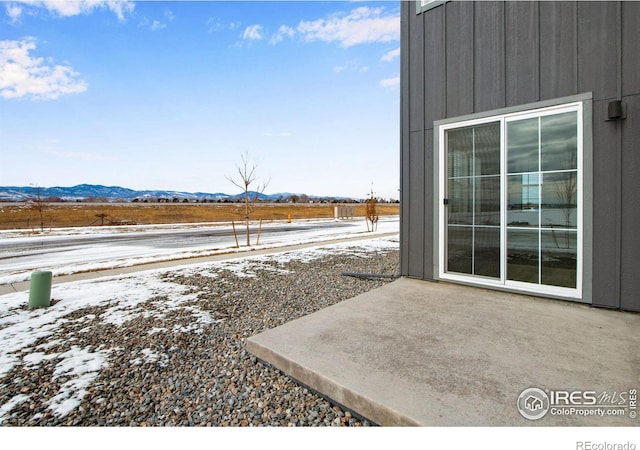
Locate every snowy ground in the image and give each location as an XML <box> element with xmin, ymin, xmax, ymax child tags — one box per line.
<box><xmin>0</xmin><ymin>217</ymin><xmax>398</xmax><ymax>285</ymax></box>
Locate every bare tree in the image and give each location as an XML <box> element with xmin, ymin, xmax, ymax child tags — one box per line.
<box><xmin>226</xmin><ymin>151</ymin><xmax>270</xmax><ymax>246</ymax></box>
<box><xmin>28</xmin><ymin>184</ymin><xmax>47</xmax><ymax>232</ymax></box>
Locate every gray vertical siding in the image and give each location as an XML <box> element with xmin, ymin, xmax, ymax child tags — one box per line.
<box><xmin>505</xmin><ymin>1</ymin><xmax>539</xmax><ymax>105</ymax></box>
<box><xmin>424</xmin><ymin>6</ymin><xmax>446</xmax><ymax>129</ymax></box>
<box><xmin>445</xmin><ymin>1</ymin><xmax>474</xmax><ymax>117</ymax></box>
<box><xmin>408</xmin><ymin>130</ymin><xmax>425</xmax><ymax>278</ymax></box>
<box><xmin>473</xmin><ymin>1</ymin><xmax>505</xmax><ymax>111</ymax></box>
<box><xmin>622</xmin><ymin>2</ymin><xmax>640</xmax><ymax>96</ymax></box>
<box><xmin>591</xmin><ymin>102</ymin><xmax>620</xmax><ymax>307</ymax></box>
<box><xmin>620</xmin><ymin>95</ymin><xmax>640</xmax><ymax>312</ymax></box>
<box><xmin>400</xmin><ymin>0</ymin><xmax>640</xmax><ymax>311</ymax></box>
<box><xmin>407</xmin><ymin>0</ymin><xmax>425</xmax><ymax>278</ymax></box>
<box><xmin>400</xmin><ymin>2</ymin><xmax>410</xmax><ymax>275</ymax></box>
<box><xmin>620</xmin><ymin>3</ymin><xmax>640</xmax><ymax>312</ymax></box>
<box><xmin>539</xmin><ymin>1</ymin><xmax>577</xmax><ymax>100</ymax></box>
<box><xmin>577</xmin><ymin>2</ymin><xmax>619</xmax><ymax>101</ymax></box>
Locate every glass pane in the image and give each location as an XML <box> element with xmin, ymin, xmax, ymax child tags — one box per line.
<box><xmin>474</xmin><ymin>227</ymin><xmax>500</xmax><ymax>278</ymax></box>
<box><xmin>475</xmin><ymin>176</ymin><xmax>500</xmax><ymax>225</ymax></box>
<box><xmin>541</xmin><ymin>172</ymin><xmax>578</xmax><ymax>228</ymax></box>
<box><xmin>447</xmin><ymin>127</ymin><xmax>473</xmax><ymax>178</ymax></box>
<box><xmin>448</xmin><ymin>178</ymin><xmax>473</xmax><ymax>225</ymax></box>
<box><xmin>474</xmin><ymin>122</ymin><xmax>501</xmax><ymax>175</ymax></box>
<box><xmin>507</xmin><ymin>117</ymin><xmax>539</xmax><ymax>174</ymax></box>
<box><xmin>448</xmin><ymin>226</ymin><xmax>472</xmax><ymax>274</ymax></box>
<box><xmin>541</xmin><ymin>112</ymin><xmax>577</xmax><ymax>172</ymax></box>
<box><xmin>507</xmin><ymin>174</ymin><xmax>539</xmax><ymax>227</ymax></box>
<box><xmin>541</xmin><ymin>230</ymin><xmax>577</xmax><ymax>288</ymax></box>
<box><xmin>507</xmin><ymin>229</ymin><xmax>539</xmax><ymax>283</ymax></box>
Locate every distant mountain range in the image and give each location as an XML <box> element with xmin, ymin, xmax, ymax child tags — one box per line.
<box><xmin>0</xmin><ymin>184</ymin><xmax>359</xmax><ymax>203</ymax></box>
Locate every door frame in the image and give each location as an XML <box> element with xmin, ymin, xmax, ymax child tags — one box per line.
<box><xmin>433</xmin><ymin>94</ymin><xmax>593</xmax><ymax>303</ymax></box>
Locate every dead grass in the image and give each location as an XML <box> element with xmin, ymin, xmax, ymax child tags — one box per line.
<box><xmin>0</xmin><ymin>202</ymin><xmax>399</xmax><ymax>230</ymax></box>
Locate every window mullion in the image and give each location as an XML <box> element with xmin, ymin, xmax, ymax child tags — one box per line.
<box><xmin>538</xmin><ymin>117</ymin><xmax>542</xmax><ymax>286</ymax></box>
<box><xmin>471</xmin><ymin>128</ymin><xmax>476</xmax><ymax>276</ymax></box>
<box><xmin>500</xmin><ymin>118</ymin><xmax>506</xmax><ymax>283</ymax></box>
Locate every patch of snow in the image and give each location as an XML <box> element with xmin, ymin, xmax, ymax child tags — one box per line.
<box><xmin>23</xmin><ymin>351</ymin><xmax>57</xmax><ymax>368</ymax></box>
<box><xmin>47</xmin><ymin>346</ymin><xmax>109</xmax><ymax>418</ymax></box>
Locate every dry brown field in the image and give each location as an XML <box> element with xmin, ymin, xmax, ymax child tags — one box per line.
<box><xmin>0</xmin><ymin>202</ymin><xmax>400</xmax><ymax>230</ymax></box>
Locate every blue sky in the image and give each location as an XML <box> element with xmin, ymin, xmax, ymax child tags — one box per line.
<box><xmin>0</xmin><ymin>0</ymin><xmax>400</xmax><ymax>200</ymax></box>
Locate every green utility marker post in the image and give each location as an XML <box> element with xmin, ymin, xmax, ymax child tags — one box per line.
<box><xmin>28</xmin><ymin>271</ymin><xmax>52</xmax><ymax>308</ymax></box>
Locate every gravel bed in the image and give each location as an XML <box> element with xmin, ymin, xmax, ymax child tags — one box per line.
<box><xmin>0</xmin><ymin>239</ymin><xmax>399</xmax><ymax>426</ymax></box>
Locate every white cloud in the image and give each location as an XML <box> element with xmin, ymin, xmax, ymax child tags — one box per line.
<box><xmin>381</xmin><ymin>47</ymin><xmax>400</xmax><ymax>62</ymax></box>
<box><xmin>138</xmin><ymin>16</ymin><xmax>166</xmax><ymax>31</ymax></box>
<box><xmin>297</xmin><ymin>6</ymin><xmax>399</xmax><ymax>47</ymax></box>
<box><xmin>379</xmin><ymin>76</ymin><xmax>400</xmax><ymax>90</ymax></box>
<box><xmin>206</xmin><ymin>18</ymin><xmax>240</xmax><ymax>33</ymax></box>
<box><xmin>6</xmin><ymin>1</ymin><xmax>134</xmax><ymax>22</ymax></box>
<box><xmin>5</xmin><ymin>3</ymin><xmax>23</xmax><ymax>23</ymax></box>
<box><xmin>333</xmin><ymin>60</ymin><xmax>369</xmax><ymax>74</ymax></box>
<box><xmin>164</xmin><ymin>8</ymin><xmax>174</xmax><ymax>22</ymax></box>
<box><xmin>0</xmin><ymin>38</ymin><xmax>88</xmax><ymax>101</ymax></box>
<box><xmin>150</xmin><ymin>20</ymin><xmax>165</xmax><ymax>31</ymax></box>
<box><xmin>269</xmin><ymin>25</ymin><xmax>295</xmax><ymax>45</ymax></box>
<box><xmin>242</xmin><ymin>24</ymin><xmax>263</xmax><ymax>41</ymax></box>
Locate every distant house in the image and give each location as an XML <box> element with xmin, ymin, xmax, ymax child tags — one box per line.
<box><xmin>400</xmin><ymin>1</ymin><xmax>639</xmax><ymax>312</ymax></box>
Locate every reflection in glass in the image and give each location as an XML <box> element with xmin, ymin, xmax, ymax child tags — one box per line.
<box><xmin>474</xmin><ymin>228</ymin><xmax>500</xmax><ymax>278</ymax></box>
<box><xmin>448</xmin><ymin>178</ymin><xmax>472</xmax><ymax>225</ymax></box>
<box><xmin>447</xmin><ymin>226</ymin><xmax>472</xmax><ymax>274</ymax></box>
<box><xmin>475</xmin><ymin>176</ymin><xmax>500</xmax><ymax>225</ymax></box>
<box><xmin>447</xmin><ymin>127</ymin><xmax>473</xmax><ymax>178</ymax></box>
<box><xmin>474</xmin><ymin>122</ymin><xmax>500</xmax><ymax>175</ymax></box>
<box><xmin>507</xmin><ymin>117</ymin><xmax>538</xmax><ymax>174</ymax></box>
<box><xmin>507</xmin><ymin>174</ymin><xmax>539</xmax><ymax>227</ymax></box>
<box><xmin>541</xmin><ymin>231</ymin><xmax>577</xmax><ymax>288</ymax></box>
<box><xmin>541</xmin><ymin>172</ymin><xmax>577</xmax><ymax>228</ymax></box>
<box><xmin>507</xmin><ymin>229</ymin><xmax>539</xmax><ymax>283</ymax></box>
<box><xmin>541</xmin><ymin>112</ymin><xmax>577</xmax><ymax>172</ymax></box>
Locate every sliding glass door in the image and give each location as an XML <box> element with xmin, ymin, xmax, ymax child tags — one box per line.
<box><xmin>506</xmin><ymin>111</ymin><xmax>579</xmax><ymax>289</ymax></box>
<box><xmin>446</xmin><ymin>122</ymin><xmax>501</xmax><ymax>279</ymax></box>
<box><xmin>440</xmin><ymin>103</ymin><xmax>582</xmax><ymax>298</ymax></box>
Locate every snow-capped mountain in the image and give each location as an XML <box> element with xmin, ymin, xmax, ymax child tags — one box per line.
<box><xmin>0</xmin><ymin>184</ymin><xmax>356</xmax><ymax>203</ymax></box>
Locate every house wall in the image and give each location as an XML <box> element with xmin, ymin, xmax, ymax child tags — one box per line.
<box><xmin>400</xmin><ymin>1</ymin><xmax>640</xmax><ymax>311</ymax></box>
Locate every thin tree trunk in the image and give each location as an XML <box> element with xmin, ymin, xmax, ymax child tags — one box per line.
<box><xmin>256</xmin><ymin>219</ymin><xmax>262</xmax><ymax>246</ymax></box>
<box><xmin>231</xmin><ymin>221</ymin><xmax>239</xmax><ymax>248</ymax></box>
<box><xmin>245</xmin><ymin>191</ymin><xmax>250</xmax><ymax>246</ymax></box>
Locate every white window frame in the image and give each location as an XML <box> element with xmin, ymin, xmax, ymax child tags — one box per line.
<box><xmin>437</xmin><ymin>102</ymin><xmax>584</xmax><ymax>299</ymax></box>
<box><xmin>416</xmin><ymin>0</ymin><xmax>448</xmax><ymax>14</ymax></box>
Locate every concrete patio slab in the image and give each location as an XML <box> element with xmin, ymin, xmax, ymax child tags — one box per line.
<box><xmin>247</xmin><ymin>277</ymin><xmax>640</xmax><ymax>426</ymax></box>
